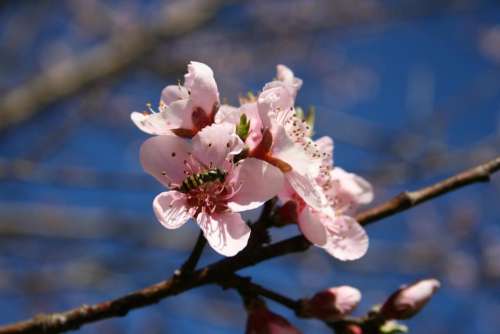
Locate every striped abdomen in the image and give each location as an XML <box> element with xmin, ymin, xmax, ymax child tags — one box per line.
<box><xmin>178</xmin><ymin>168</ymin><xmax>226</xmax><ymax>193</ymax></box>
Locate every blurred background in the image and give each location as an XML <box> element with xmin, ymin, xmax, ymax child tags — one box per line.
<box><xmin>1</xmin><ymin>0</ymin><xmax>500</xmax><ymax>333</ymax></box>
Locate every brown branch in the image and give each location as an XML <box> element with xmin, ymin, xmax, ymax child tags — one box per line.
<box><xmin>221</xmin><ymin>274</ymin><xmax>302</xmax><ymax>312</ymax></box>
<box><xmin>0</xmin><ymin>156</ymin><xmax>499</xmax><ymax>334</ymax></box>
<box><xmin>357</xmin><ymin>156</ymin><xmax>500</xmax><ymax>225</ymax></box>
<box><xmin>0</xmin><ymin>236</ymin><xmax>310</xmax><ymax>334</ymax></box>
<box><xmin>0</xmin><ymin>0</ymin><xmax>226</xmax><ymax>133</ymax></box>
<box><xmin>176</xmin><ymin>231</ymin><xmax>207</xmax><ymax>275</ymax></box>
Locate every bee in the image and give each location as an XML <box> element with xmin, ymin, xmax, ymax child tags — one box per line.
<box><xmin>178</xmin><ymin>168</ymin><xmax>227</xmax><ymax>193</ymax></box>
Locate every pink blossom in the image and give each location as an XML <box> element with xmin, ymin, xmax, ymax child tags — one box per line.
<box><xmin>251</xmin><ymin>65</ymin><xmax>327</xmax><ymax>210</ymax></box>
<box><xmin>380</xmin><ymin>279</ymin><xmax>441</xmax><ymax>320</ymax></box>
<box><xmin>278</xmin><ymin>135</ymin><xmax>371</xmax><ymax>261</ymax></box>
<box><xmin>215</xmin><ymin>65</ymin><xmax>325</xmax><ymax>210</ymax></box>
<box><xmin>246</xmin><ymin>300</ymin><xmax>302</xmax><ymax>334</ymax></box>
<box><xmin>314</xmin><ymin>136</ymin><xmax>373</xmax><ymax>215</ymax></box>
<box><xmin>140</xmin><ymin>123</ymin><xmax>284</xmax><ymax>256</ymax></box>
<box><xmin>303</xmin><ymin>285</ymin><xmax>361</xmax><ymax>321</ymax></box>
<box><xmin>294</xmin><ymin>200</ymin><xmax>369</xmax><ymax>261</ymax></box>
<box><xmin>131</xmin><ymin>61</ymin><xmax>219</xmax><ymax>137</ymax></box>
<box><xmin>215</xmin><ymin>102</ymin><xmax>263</xmax><ymax>151</ymax></box>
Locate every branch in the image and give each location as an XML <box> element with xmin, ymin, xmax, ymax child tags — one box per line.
<box><xmin>356</xmin><ymin>156</ymin><xmax>500</xmax><ymax>225</ymax></box>
<box><xmin>0</xmin><ymin>0</ymin><xmax>226</xmax><ymax>133</ymax></box>
<box><xmin>221</xmin><ymin>274</ymin><xmax>302</xmax><ymax>312</ymax></box>
<box><xmin>0</xmin><ymin>156</ymin><xmax>498</xmax><ymax>334</ymax></box>
<box><xmin>0</xmin><ymin>236</ymin><xmax>310</xmax><ymax>334</ymax></box>
<box><xmin>176</xmin><ymin>231</ymin><xmax>207</xmax><ymax>275</ymax></box>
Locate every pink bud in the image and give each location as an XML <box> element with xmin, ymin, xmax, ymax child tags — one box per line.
<box><xmin>303</xmin><ymin>286</ymin><xmax>361</xmax><ymax>321</ymax></box>
<box><xmin>246</xmin><ymin>300</ymin><xmax>302</xmax><ymax>334</ymax></box>
<box><xmin>380</xmin><ymin>278</ymin><xmax>440</xmax><ymax>320</ymax></box>
<box><xmin>343</xmin><ymin>324</ymin><xmax>363</xmax><ymax>334</ymax></box>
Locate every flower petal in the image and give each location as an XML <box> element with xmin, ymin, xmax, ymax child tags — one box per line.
<box><xmin>322</xmin><ymin>215</ymin><xmax>369</xmax><ymax>261</ymax></box>
<box><xmin>257</xmin><ymin>83</ymin><xmax>294</xmax><ymax>129</ymax></box>
<box><xmin>287</xmin><ymin>170</ymin><xmax>326</xmax><ymax>210</ymax></box>
<box><xmin>168</xmin><ymin>99</ymin><xmax>194</xmax><ymax>130</ymax></box>
<box><xmin>192</xmin><ymin>123</ymin><xmax>244</xmax><ymax>168</ymax></box>
<box><xmin>298</xmin><ymin>207</ymin><xmax>327</xmax><ymax>246</ymax></box>
<box><xmin>130</xmin><ymin>111</ymin><xmax>171</xmax><ymax>135</ymax></box>
<box><xmin>153</xmin><ymin>191</ymin><xmax>191</xmax><ymax>229</ymax></box>
<box><xmin>315</xmin><ymin>136</ymin><xmax>334</xmax><ymax>162</ymax></box>
<box><xmin>140</xmin><ymin>135</ymin><xmax>195</xmax><ymax>187</ymax></box>
<box><xmin>214</xmin><ymin>104</ymin><xmax>241</xmax><ymax>124</ymax></box>
<box><xmin>275</xmin><ymin>64</ymin><xmax>303</xmax><ymax>97</ymax></box>
<box><xmin>184</xmin><ymin>61</ymin><xmax>219</xmax><ymax>114</ymax></box>
<box><xmin>228</xmin><ymin>158</ymin><xmax>284</xmax><ymax>212</ymax></box>
<box><xmin>197</xmin><ymin>212</ymin><xmax>250</xmax><ymax>256</ymax></box>
<box><xmin>161</xmin><ymin>85</ymin><xmax>189</xmax><ymax>105</ymax></box>
<box><xmin>329</xmin><ymin>167</ymin><xmax>374</xmax><ymax>213</ymax></box>
<box><xmin>272</xmin><ymin>123</ymin><xmax>320</xmax><ymax>176</ymax></box>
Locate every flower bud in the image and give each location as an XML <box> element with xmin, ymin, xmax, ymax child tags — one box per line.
<box><xmin>343</xmin><ymin>324</ymin><xmax>363</xmax><ymax>334</ymax></box>
<box><xmin>380</xmin><ymin>279</ymin><xmax>440</xmax><ymax>320</ymax></box>
<box><xmin>246</xmin><ymin>299</ymin><xmax>302</xmax><ymax>334</ymax></box>
<box><xmin>302</xmin><ymin>286</ymin><xmax>361</xmax><ymax>321</ymax></box>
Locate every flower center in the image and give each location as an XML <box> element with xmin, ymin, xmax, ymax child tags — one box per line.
<box><xmin>179</xmin><ymin>168</ymin><xmax>239</xmax><ymax>216</ymax></box>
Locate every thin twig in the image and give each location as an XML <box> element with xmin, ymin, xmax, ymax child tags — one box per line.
<box><xmin>176</xmin><ymin>231</ymin><xmax>207</xmax><ymax>275</ymax></box>
<box><xmin>357</xmin><ymin>156</ymin><xmax>500</xmax><ymax>225</ymax></box>
<box><xmin>0</xmin><ymin>156</ymin><xmax>498</xmax><ymax>334</ymax></box>
<box><xmin>221</xmin><ymin>274</ymin><xmax>302</xmax><ymax>312</ymax></box>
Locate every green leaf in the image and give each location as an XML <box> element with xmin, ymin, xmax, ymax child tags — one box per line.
<box><xmin>236</xmin><ymin>113</ymin><xmax>251</xmax><ymax>141</ymax></box>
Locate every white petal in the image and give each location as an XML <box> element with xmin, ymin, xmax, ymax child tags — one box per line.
<box><xmin>184</xmin><ymin>61</ymin><xmax>219</xmax><ymax>114</ymax></box>
<box><xmin>140</xmin><ymin>135</ymin><xmax>196</xmax><ymax>187</ymax></box>
<box><xmin>228</xmin><ymin>158</ymin><xmax>284</xmax><ymax>212</ymax></box>
<box><xmin>131</xmin><ymin>111</ymin><xmax>172</xmax><ymax>135</ymax></box>
<box><xmin>214</xmin><ymin>104</ymin><xmax>241</xmax><ymax>124</ymax></box>
<box><xmin>197</xmin><ymin>212</ymin><xmax>250</xmax><ymax>256</ymax></box>
<box><xmin>298</xmin><ymin>207</ymin><xmax>327</xmax><ymax>246</ymax></box>
<box><xmin>192</xmin><ymin>123</ymin><xmax>244</xmax><ymax>169</ymax></box>
<box><xmin>153</xmin><ymin>191</ymin><xmax>191</xmax><ymax>229</ymax></box>
<box><xmin>287</xmin><ymin>171</ymin><xmax>326</xmax><ymax>210</ymax></box>
<box><xmin>161</xmin><ymin>85</ymin><xmax>189</xmax><ymax>105</ymax></box>
<box><xmin>322</xmin><ymin>216</ymin><xmax>369</xmax><ymax>261</ymax></box>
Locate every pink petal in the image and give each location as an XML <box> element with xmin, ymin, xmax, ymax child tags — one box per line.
<box><xmin>184</xmin><ymin>61</ymin><xmax>219</xmax><ymax>114</ymax></box>
<box><xmin>140</xmin><ymin>135</ymin><xmax>195</xmax><ymax>187</ymax></box>
<box><xmin>257</xmin><ymin>84</ymin><xmax>294</xmax><ymax>129</ymax></box>
<box><xmin>321</xmin><ymin>215</ymin><xmax>369</xmax><ymax>261</ymax></box>
<box><xmin>306</xmin><ymin>285</ymin><xmax>361</xmax><ymax>321</ymax></box>
<box><xmin>287</xmin><ymin>170</ymin><xmax>326</xmax><ymax>210</ymax></box>
<box><xmin>130</xmin><ymin>111</ymin><xmax>172</xmax><ymax>135</ymax></box>
<box><xmin>216</xmin><ymin>103</ymin><xmax>263</xmax><ymax>150</ymax></box>
<box><xmin>277</xmin><ymin>179</ymin><xmax>296</xmax><ymax>204</ymax></box>
<box><xmin>330</xmin><ymin>167</ymin><xmax>374</xmax><ymax>212</ymax></box>
<box><xmin>160</xmin><ymin>85</ymin><xmax>189</xmax><ymax>105</ymax></box>
<box><xmin>272</xmin><ymin>124</ymin><xmax>320</xmax><ymax>177</ymax></box>
<box><xmin>153</xmin><ymin>191</ymin><xmax>191</xmax><ymax>229</ymax></box>
<box><xmin>192</xmin><ymin>123</ymin><xmax>244</xmax><ymax>169</ymax></box>
<box><xmin>168</xmin><ymin>99</ymin><xmax>194</xmax><ymax>130</ymax></box>
<box><xmin>276</xmin><ymin>64</ymin><xmax>303</xmax><ymax>96</ymax></box>
<box><xmin>315</xmin><ymin>136</ymin><xmax>334</xmax><ymax>162</ymax></box>
<box><xmin>228</xmin><ymin>158</ymin><xmax>284</xmax><ymax>212</ymax></box>
<box><xmin>276</xmin><ymin>64</ymin><xmax>295</xmax><ymax>82</ymax></box>
<box><xmin>241</xmin><ymin>102</ymin><xmax>264</xmax><ymax>150</ymax></box>
<box><xmin>298</xmin><ymin>207</ymin><xmax>327</xmax><ymax>246</ymax></box>
<box><xmin>196</xmin><ymin>211</ymin><xmax>250</xmax><ymax>256</ymax></box>
<box><xmin>214</xmin><ymin>104</ymin><xmax>241</xmax><ymax>124</ymax></box>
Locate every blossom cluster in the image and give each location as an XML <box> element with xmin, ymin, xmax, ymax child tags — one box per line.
<box><xmin>132</xmin><ymin>61</ymin><xmax>374</xmax><ymax>258</ymax></box>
